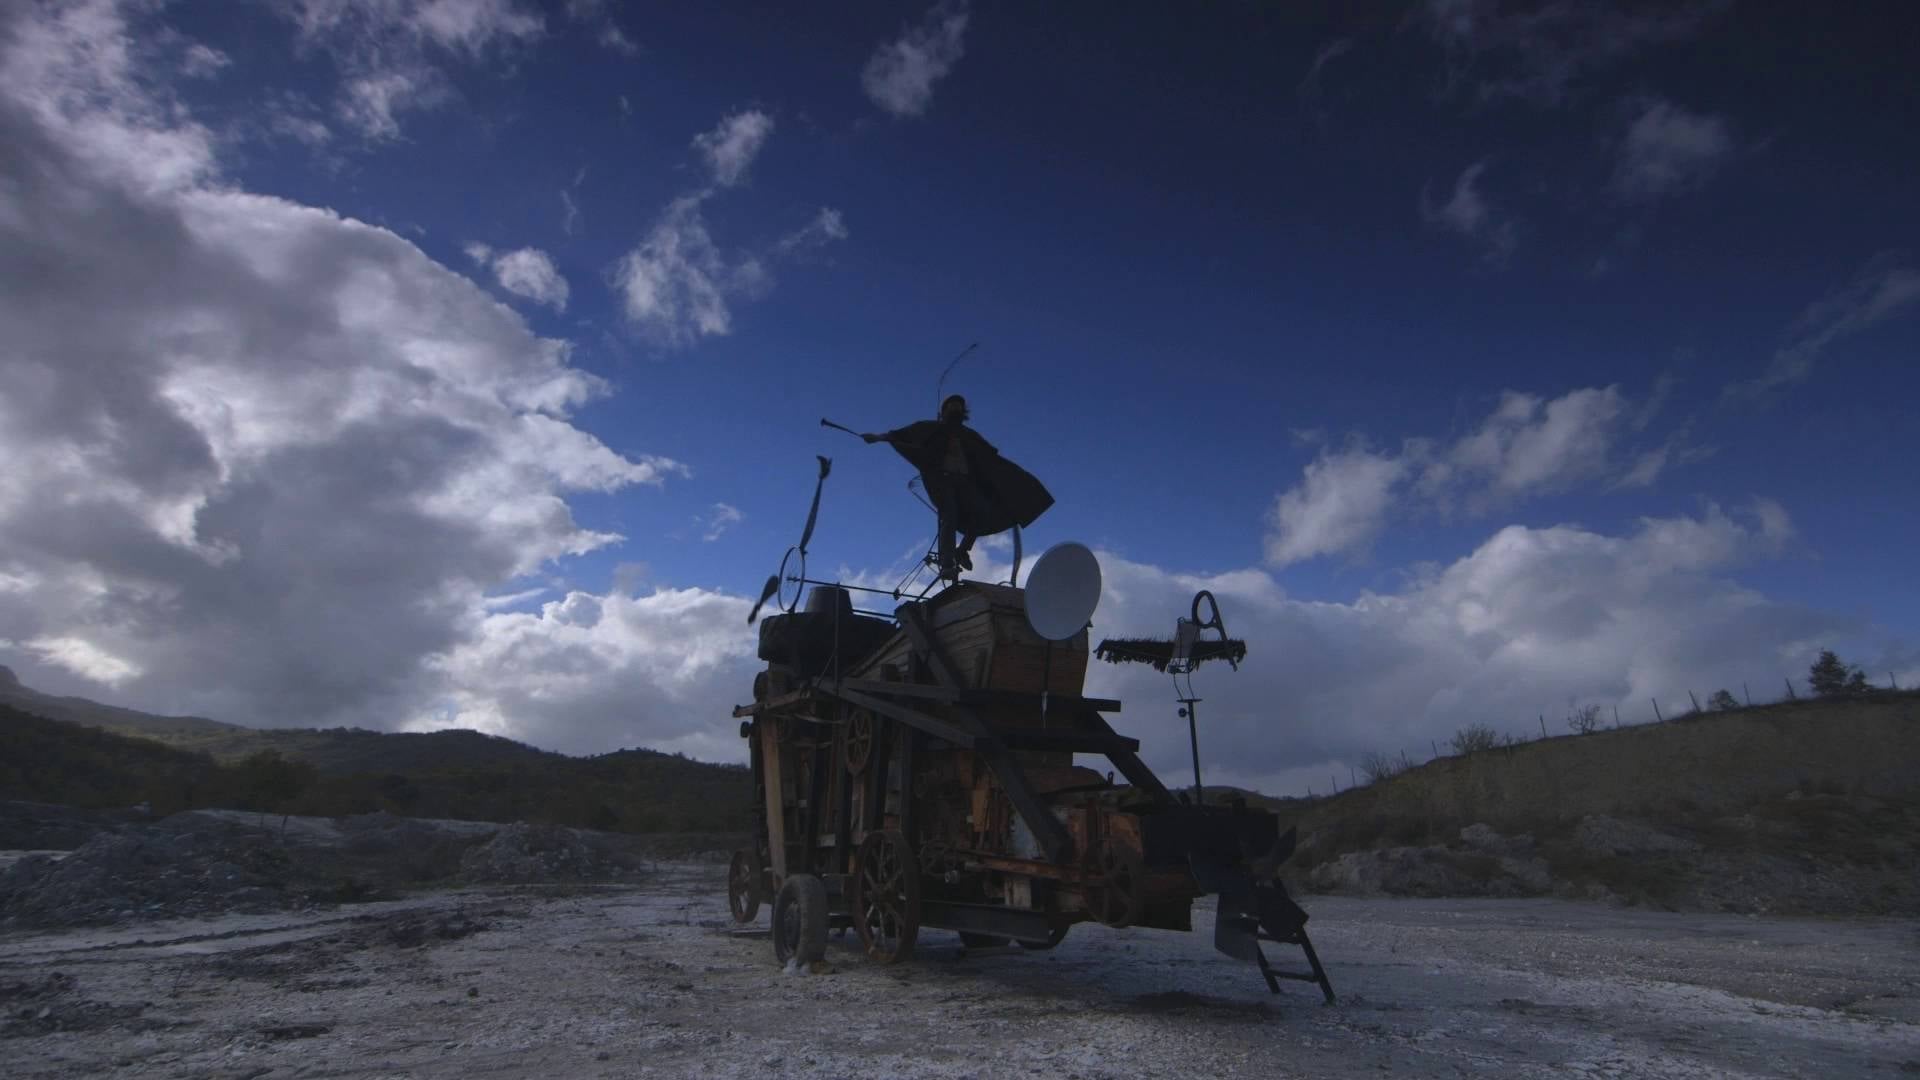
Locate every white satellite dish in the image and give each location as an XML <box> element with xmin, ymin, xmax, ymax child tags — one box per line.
<box><xmin>1024</xmin><ymin>542</ymin><xmax>1102</xmax><ymax>641</ymax></box>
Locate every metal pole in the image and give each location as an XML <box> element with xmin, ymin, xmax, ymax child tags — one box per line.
<box><xmin>1181</xmin><ymin>699</ymin><xmax>1203</xmax><ymax>805</ymax></box>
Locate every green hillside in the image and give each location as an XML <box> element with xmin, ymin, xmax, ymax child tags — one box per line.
<box><xmin>0</xmin><ymin>668</ymin><xmax>752</xmax><ymax>834</ymax></box>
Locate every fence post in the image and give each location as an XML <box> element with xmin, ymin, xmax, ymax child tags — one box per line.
<box><xmin>1539</xmin><ymin>715</ymin><xmax>1547</xmax><ymax>738</ymax></box>
<box><xmin>1332</xmin><ymin>774</ymin><xmax>1338</xmax><ymax>794</ymax></box>
<box><xmin>1349</xmin><ymin>765</ymin><xmax>1356</xmax><ymax>788</ymax></box>
<box><xmin>1743</xmin><ymin>682</ymin><xmax>1751</xmax><ymax>706</ymax></box>
<box><xmin>1612</xmin><ymin>704</ymin><xmax>1621</xmax><ymax>729</ymax></box>
<box><xmin>1688</xmin><ymin>690</ymin><xmax>1701</xmax><ymax>713</ymax></box>
<box><xmin>1651</xmin><ymin>698</ymin><xmax>1663</xmax><ymax>723</ymax></box>
<box><xmin>1785</xmin><ymin>677</ymin><xmax>1797</xmax><ymax>701</ymax></box>
<box><xmin>1431</xmin><ymin>739</ymin><xmax>1440</xmax><ymax>759</ymax></box>
<box><xmin>1893</xmin><ymin>672</ymin><xmax>1901</xmax><ymax>691</ymax></box>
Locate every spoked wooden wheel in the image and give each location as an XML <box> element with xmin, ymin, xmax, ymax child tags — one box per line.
<box><xmin>727</xmin><ymin>849</ymin><xmax>760</xmax><ymax>924</ymax></box>
<box><xmin>1088</xmin><ymin>838</ymin><xmax>1144</xmax><ymax>928</ymax></box>
<box><xmin>851</xmin><ymin>829</ymin><xmax>920</xmax><ymax>964</ymax></box>
<box><xmin>844</xmin><ymin>708</ymin><xmax>875</xmax><ymax>774</ymax></box>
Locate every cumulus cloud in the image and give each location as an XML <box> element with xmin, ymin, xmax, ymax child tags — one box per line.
<box><xmin>1266</xmin><ymin>385</ymin><xmax>1673</xmax><ymax>566</ymax></box>
<box><xmin>1264</xmin><ymin>447</ymin><xmax>1407</xmax><ymax>567</ymax></box>
<box><xmin>1421</xmin><ymin>0</ymin><xmax>1729</xmax><ymax>107</ymax></box>
<box><xmin>1420</xmin><ymin>160</ymin><xmax>1517</xmax><ymax>264</ymax></box>
<box><xmin>1613</xmin><ymin>97</ymin><xmax>1733</xmax><ymax>200</ymax></box>
<box><xmin>280</xmin><ymin>0</ymin><xmax>545</xmax><ymax>139</ymax></box>
<box><xmin>467</xmin><ymin>243</ymin><xmax>570</xmax><ymax>311</ymax></box>
<box><xmin>0</xmin><ymin>0</ymin><xmax>699</xmax><ymax>738</ymax></box>
<box><xmin>862</xmin><ymin>501</ymin><xmax>1857</xmax><ymax>797</ymax></box>
<box><xmin>861</xmin><ymin>0</ymin><xmax>970</xmax><ymax>117</ymax></box>
<box><xmin>1728</xmin><ymin>256</ymin><xmax>1920</xmax><ymax>400</ymax></box>
<box><xmin>692</xmin><ymin>109</ymin><xmax>773</xmax><ymax>187</ymax></box>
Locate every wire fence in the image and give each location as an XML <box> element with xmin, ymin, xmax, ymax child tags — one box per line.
<box><xmin>1304</xmin><ymin>669</ymin><xmax>1911</xmax><ymax>800</ymax></box>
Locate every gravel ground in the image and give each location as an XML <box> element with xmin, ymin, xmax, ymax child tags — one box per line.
<box><xmin>1</xmin><ymin>862</ymin><xmax>1915</xmax><ymax>1078</ymax></box>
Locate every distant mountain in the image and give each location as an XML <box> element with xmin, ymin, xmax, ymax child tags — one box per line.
<box><xmin>0</xmin><ymin>667</ymin><xmax>751</xmax><ymax>835</ymax></box>
<box><xmin>0</xmin><ymin>665</ymin><xmax>240</xmax><ymax>740</ymax></box>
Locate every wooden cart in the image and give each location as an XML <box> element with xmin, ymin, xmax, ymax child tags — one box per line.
<box><xmin>727</xmin><ymin>580</ymin><xmax>1334</xmax><ymax>1001</ymax></box>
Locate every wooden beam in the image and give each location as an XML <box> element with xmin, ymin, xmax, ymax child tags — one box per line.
<box><xmin>990</xmin><ymin>727</ymin><xmax>1140</xmax><ymax>754</ymax></box>
<box><xmin>1078</xmin><ymin>709</ymin><xmax>1170</xmax><ymax>798</ymax></box>
<box><xmin>833</xmin><ymin>687</ymin><xmax>985</xmax><ymax>749</ymax></box>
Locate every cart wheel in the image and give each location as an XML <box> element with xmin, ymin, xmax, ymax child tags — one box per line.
<box><xmin>1015</xmin><ymin>926</ymin><xmax>1070</xmax><ymax>951</ymax></box>
<box><xmin>851</xmin><ymin>829</ymin><xmax>920</xmax><ymax>964</ymax></box>
<box><xmin>844</xmin><ymin>708</ymin><xmax>874</xmax><ymax>774</ymax></box>
<box><xmin>772</xmin><ymin>874</ymin><xmax>828</xmax><ymax>967</ymax></box>
<box><xmin>1088</xmin><ymin>839</ymin><xmax>1144</xmax><ymax>928</ymax></box>
<box><xmin>727</xmin><ymin>849</ymin><xmax>760</xmax><ymax>924</ymax></box>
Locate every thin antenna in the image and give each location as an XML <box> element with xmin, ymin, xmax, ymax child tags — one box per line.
<box><xmin>934</xmin><ymin>342</ymin><xmax>978</xmax><ymax>413</ymax></box>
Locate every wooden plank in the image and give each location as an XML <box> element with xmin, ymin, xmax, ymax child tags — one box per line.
<box><xmin>758</xmin><ymin>722</ymin><xmax>788</xmax><ymax>879</ymax></box>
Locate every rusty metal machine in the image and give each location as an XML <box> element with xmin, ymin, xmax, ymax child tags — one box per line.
<box><xmin>726</xmin><ymin>458</ymin><xmax>1333</xmax><ymax>1002</ymax></box>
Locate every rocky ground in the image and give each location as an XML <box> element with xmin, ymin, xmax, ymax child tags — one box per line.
<box><xmin>2</xmin><ymin>862</ymin><xmax>1916</xmax><ymax>1078</ymax></box>
<box><xmin>0</xmin><ymin>802</ymin><xmax>718</xmax><ymax>929</ymax></box>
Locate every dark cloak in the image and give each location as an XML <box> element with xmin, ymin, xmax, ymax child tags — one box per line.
<box><xmin>882</xmin><ymin>419</ymin><xmax>1054</xmax><ymax>536</ymax></box>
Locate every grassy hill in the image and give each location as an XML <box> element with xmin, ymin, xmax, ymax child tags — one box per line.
<box><xmin>0</xmin><ymin>668</ymin><xmax>752</xmax><ymax>835</ymax></box>
<box><xmin>1288</xmin><ymin>691</ymin><xmax>1920</xmax><ymax>913</ymax></box>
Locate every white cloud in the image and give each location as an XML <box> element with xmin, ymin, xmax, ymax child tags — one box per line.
<box><xmin>0</xmin><ymin>1</ymin><xmax>695</xmax><ymax>733</ymax></box>
<box><xmin>777</xmin><ymin>207</ymin><xmax>849</xmax><ymax>253</ymax></box>
<box><xmin>1613</xmin><ymin>97</ymin><xmax>1733</xmax><ymax>200</ymax></box>
<box><xmin>861</xmin><ymin>0</ymin><xmax>970</xmax><ymax>118</ymax></box>
<box><xmin>487</xmin><ymin>246</ymin><xmax>570</xmax><ymax>311</ymax></box>
<box><xmin>26</xmin><ymin>636</ymin><xmax>142</xmax><ymax>685</ymax></box>
<box><xmin>691</xmin><ymin>109</ymin><xmax>773</xmax><ymax>187</ymax></box>
<box><xmin>1297</xmin><ymin>37</ymin><xmax>1352</xmax><ymax>122</ymax></box>
<box><xmin>1264</xmin><ymin>447</ymin><xmax>1407</xmax><ymax>567</ymax></box>
<box><xmin>865</xmin><ymin>502</ymin><xmax>1868</xmax><ymax>797</ymax></box>
<box><xmin>1266</xmin><ymin>385</ymin><xmax>1672</xmax><ymax>566</ymax></box>
<box><xmin>1420</xmin><ymin>160</ymin><xmax>1517</xmax><ymax>264</ymax></box>
<box><xmin>179</xmin><ymin>42</ymin><xmax>228</xmax><ymax>79</ymax></box>
<box><xmin>1421</xmin><ymin>0</ymin><xmax>1729</xmax><ymax>107</ymax></box>
<box><xmin>1729</xmin><ymin>257</ymin><xmax>1920</xmax><ymax>399</ymax></box>
<box><xmin>281</xmin><ymin>0</ymin><xmax>545</xmax><ymax>139</ymax></box>
<box><xmin>564</xmin><ymin>0</ymin><xmax>638</xmax><ymax>56</ymax></box>
<box><xmin>612</xmin><ymin>195</ymin><xmax>749</xmax><ymax>346</ymax></box>
<box><xmin>702</xmin><ymin>503</ymin><xmax>744</xmax><ymax>542</ymax></box>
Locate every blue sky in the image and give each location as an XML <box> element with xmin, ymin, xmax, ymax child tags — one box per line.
<box><xmin>1</xmin><ymin>0</ymin><xmax>1915</xmax><ymax>794</ymax></box>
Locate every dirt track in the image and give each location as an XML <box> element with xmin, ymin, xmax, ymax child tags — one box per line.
<box><xmin>3</xmin><ymin>862</ymin><xmax>1915</xmax><ymax>1078</ymax></box>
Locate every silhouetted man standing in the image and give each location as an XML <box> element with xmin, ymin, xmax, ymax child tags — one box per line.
<box><xmin>864</xmin><ymin>395</ymin><xmax>1053</xmax><ymax>579</ymax></box>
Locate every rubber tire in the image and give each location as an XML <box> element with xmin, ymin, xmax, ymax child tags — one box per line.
<box><xmin>772</xmin><ymin>874</ymin><xmax>829</xmax><ymax>967</ymax></box>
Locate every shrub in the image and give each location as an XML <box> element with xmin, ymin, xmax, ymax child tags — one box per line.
<box><xmin>1708</xmin><ymin>689</ymin><xmax>1739</xmax><ymax>711</ymax></box>
<box><xmin>1359</xmin><ymin>751</ymin><xmax>1403</xmax><ymax>785</ymax></box>
<box><xmin>1450</xmin><ymin>723</ymin><xmax>1500</xmax><ymax>755</ymax></box>
<box><xmin>1567</xmin><ymin>704</ymin><xmax>1602</xmax><ymax>735</ymax></box>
